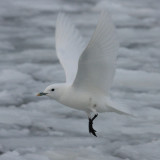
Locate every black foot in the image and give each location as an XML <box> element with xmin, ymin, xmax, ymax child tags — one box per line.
<box><xmin>88</xmin><ymin>114</ymin><xmax>98</xmax><ymax>137</ymax></box>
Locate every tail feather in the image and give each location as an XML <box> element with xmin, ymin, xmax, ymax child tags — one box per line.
<box><xmin>107</xmin><ymin>98</ymin><xmax>135</xmax><ymax>117</ymax></box>
<box><xmin>108</xmin><ymin>106</ymin><xmax>133</xmax><ymax>116</ymax></box>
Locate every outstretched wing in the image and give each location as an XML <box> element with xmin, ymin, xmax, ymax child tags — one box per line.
<box><xmin>55</xmin><ymin>13</ymin><xmax>86</xmax><ymax>84</ymax></box>
<box><xmin>73</xmin><ymin>11</ymin><xmax>119</xmax><ymax>95</ymax></box>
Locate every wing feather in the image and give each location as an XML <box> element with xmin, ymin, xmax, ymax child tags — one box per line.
<box><xmin>73</xmin><ymin>11</ymin><xmax>119</xmax><ymax>94</ymax></box>
<box><xmin>55</xmin><ymin>13</ymin><xmax>86</xmax><ymax>84</ymax></box>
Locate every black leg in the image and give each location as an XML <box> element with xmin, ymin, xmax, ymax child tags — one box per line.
<box><xmin>88</xmin><ymin>114</ymin><xmax>98</xmax><ymax>137</ymax></box>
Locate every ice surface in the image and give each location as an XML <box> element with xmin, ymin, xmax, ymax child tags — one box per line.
<box><xmin>0</xmin><ymin>0</ymin><xmax>160</xmax><ymax>159</ymax></box>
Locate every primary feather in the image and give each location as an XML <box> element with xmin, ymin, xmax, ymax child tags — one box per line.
<box><xmin>55</xmin><ymin>13</ymin><xmax>86</xmax><ymax>84</ymax></box>
<box><xmin>73</xmin><ymin>11</ymin><xmax>119</xmax><ymax>95</ymax></box>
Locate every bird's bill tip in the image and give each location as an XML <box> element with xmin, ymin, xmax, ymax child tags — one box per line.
<box><xmin>37</xmin><ymin>93</ymin><xmax>41</xmax><ymax>96</ymax></box>
<box><xmin>37</xmin><ymin>92</ymin><xmax>47</xmax><ymax>96</ymax></box>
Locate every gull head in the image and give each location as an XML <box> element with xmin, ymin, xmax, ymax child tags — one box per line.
<box><xmin>37</xmin><ymin>83</ymin><xmax>66</xmax><ymax>100</ymax></box>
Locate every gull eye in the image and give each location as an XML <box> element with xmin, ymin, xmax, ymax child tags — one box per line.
<box><xmin>51</xmin><ymin>88</ymin><xmax>55</xmax><ymax>91</ymax></box>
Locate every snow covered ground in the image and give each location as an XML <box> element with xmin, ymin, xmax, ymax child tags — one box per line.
<box><xmin>0</xmin><ymin>0</ymin><xmax>160</xmax><ymax>159</ymax></box>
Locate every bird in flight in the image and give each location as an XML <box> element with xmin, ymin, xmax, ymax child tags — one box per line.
<box><xmin>37</xmin><ymin>11</ymin><xmax>130</xmax><ymax>137</ymax></box>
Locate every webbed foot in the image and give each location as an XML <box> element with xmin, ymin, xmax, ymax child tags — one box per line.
<box><xmin>88</xmin><ymin>114</ymin><xmax>98</xmax><ymax>137</ymax></box>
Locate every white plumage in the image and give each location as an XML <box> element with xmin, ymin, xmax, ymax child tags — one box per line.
<box><xmin>55</xmin><ymin>13</ymin><xmax>86</xmax><ymax>84</ymax></box>
<box><xmin>73</xmin><ymin>11</ymin><xmax>119</xmax><ymax>94</ymax></box>
<box><xmin>37</xmin><ymin>11</ymin><xmax>130</xmax><ymax>137</ymax></box>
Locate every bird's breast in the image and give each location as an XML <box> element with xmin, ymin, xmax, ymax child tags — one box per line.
<box><xmin>58</xmin><ymin>88</ymin><xmax>91</xmax><ymax>111</ymax></box>
<box><xmin>57</xmin><ymin>87</ymin><xmax>109</xmax><ymax>112</ymax></box>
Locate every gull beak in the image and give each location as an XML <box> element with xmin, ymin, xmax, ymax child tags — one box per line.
<box><xmin>37</xmin><ymin>92</ymin><xmax>47</xmax><ymax>96</ymax></box>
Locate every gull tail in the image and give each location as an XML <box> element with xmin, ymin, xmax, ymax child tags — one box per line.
<box><xmin>107</xmin><ymin>99</ymin><xmax>134</xmax><ymax>117</ymax></box>
<box><xmin>107</xmin><ymin>106</ymin><xmax>133</xmax><ymax>116</ymax></box>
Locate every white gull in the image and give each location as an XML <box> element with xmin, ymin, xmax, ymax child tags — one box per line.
<box><xmin>37</xmin><ymin>11</ymin><xmax>130</xmax><ymax>137</ymax></box>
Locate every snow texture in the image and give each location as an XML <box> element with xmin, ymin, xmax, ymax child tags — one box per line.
<box><xmin>0</xmin><ymin>0</ymin><xmax>160</xmax><ymax>159</ymax></box>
